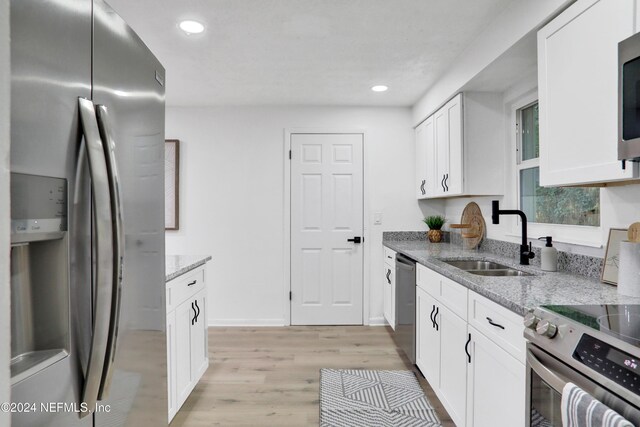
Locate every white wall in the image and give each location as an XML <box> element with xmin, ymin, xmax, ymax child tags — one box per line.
<box><xmin>165</xmin><ymin>106</ymin><xmax>434</xmax><ymax>325</ymax></box>
<box><xmin>412</xmin><ymin>0</ymin><xmax>572</xmax><ymax>126</ymax></box>
<box><xmin>0</xmin><ymin>0</ymin><xmax>11</xmax><ymax>422</ymax></box>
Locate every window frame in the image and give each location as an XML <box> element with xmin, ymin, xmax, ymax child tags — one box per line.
<box><xmin>511</xmin><ymin>95</ymin><xmax>602</xmax><ymax>247</ymax></box>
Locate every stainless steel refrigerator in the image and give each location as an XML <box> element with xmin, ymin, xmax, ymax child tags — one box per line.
<box><xmin>9</xmin><ymin>0</ymin><xmax>167</xmax><ymax>425</ymax></box>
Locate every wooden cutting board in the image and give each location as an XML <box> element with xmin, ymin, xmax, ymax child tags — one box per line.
<box><xmin>460</xmin><ymin>202</ymin><xmax>485</xmax><ymax>249</ymax></box>
<box><xmin>628</xmin><ymin>222</ymin><xmax>640</xmax><ymax>243</ymax></box>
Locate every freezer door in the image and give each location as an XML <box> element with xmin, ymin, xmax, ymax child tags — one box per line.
<box><xmin>10</xmin><ymin>0</ymin><xmax>93</xmax><ymax>426</ymax></box>
<box><xmin>92</xmin><ymin>1</ymin><xmax>168</xmax><ymax>425</ymax></box>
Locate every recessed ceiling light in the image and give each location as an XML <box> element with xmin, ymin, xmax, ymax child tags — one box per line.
<box><xmin>371</xmin><ymin>85</ymin><xmax>388</xmax><ymax>92</ymax></box>
<box><xmin>179</xmin><ymin>20</ymin><xmax>205</xmax><ymax>35</ymax></box>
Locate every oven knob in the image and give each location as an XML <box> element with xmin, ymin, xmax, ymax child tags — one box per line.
<box><xmin>523</xmin><ymin>312</ymin><xmax>540</xmax><ymax>329</ymax></box>
<box><xmin>536</xmin><ymin>320</ymin><xmax>558</xmax><ymax>338</ymax></box>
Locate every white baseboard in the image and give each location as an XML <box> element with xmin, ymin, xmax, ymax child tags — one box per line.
<box><xmin>368</xmin><ymin>316</ymin><xmax>387</xmax><ymax>326</ymax></box>
<box><xmin>208</xmin><ymin>318</ymin><xmax>286</xmax><ymax>327</ymax></box>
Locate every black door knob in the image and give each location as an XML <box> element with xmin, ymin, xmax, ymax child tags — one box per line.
<box><xmin>347</xmin><ymin>237</ymin><xmax>362</xmax><ymax>244</ymax></box>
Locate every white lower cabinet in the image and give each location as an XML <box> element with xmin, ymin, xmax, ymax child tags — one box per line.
<box><xmin>166</xmin><ymin>266</ymin><xmax>209</xmax><ymax>422</ymax></box>
<box><xmin>416</xmin><ymin>287</ymin><xmax>440</xmax><ymax>386</ymax></box>
<box><xmin>438</xmin><ymin>305</ymin><xmax>468</xmax><ymax>427</ymax></box>
<box><xmin>383</xmin><ymin>248</ymin><xmax>396</xmax><ymax>329</ymax></box>
<box><xmin>415</xmin><ymin>263</ymin><xmax>525</xmax><ymax>427</ymax></box>
<box><xmin>466</xmin><ymin>326</ymin><xmax>525</xmax><ymax>427</ymax></box>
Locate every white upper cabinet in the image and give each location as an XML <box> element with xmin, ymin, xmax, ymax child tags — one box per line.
<box><xmin>435</xmin><ymin>94</ymin><xmax>463</xmax><ymax>196</ymax></box>
<box><xmin>415</xmin><ymin>92</ymin><xmax>504</xmax><ymax>199</ymax></box>
<box><xmin>538</xmin><ymin>0</ymin><xmax>639</xmax><ymax>186</ymax></box>
<box><xmin>416</xmin><ymin>116</ymin><xmax>435</xmax><ymax>199</ymax></box>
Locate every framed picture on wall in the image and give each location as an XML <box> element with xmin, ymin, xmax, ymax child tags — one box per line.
<box><xmin>601</xmin><ymin>228</ymin><xmax>628</xmax><ymax>285</ymax></box>
<box><xmin>165</xmin><ymin>139</ymin><xmax>180</xmax><ymax>230</ymax></box>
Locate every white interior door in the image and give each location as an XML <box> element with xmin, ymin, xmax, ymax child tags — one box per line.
<box><xmin>290</xmin><ymin>133</ymin><xmax>364</xmax><ymax>325</ymax></box>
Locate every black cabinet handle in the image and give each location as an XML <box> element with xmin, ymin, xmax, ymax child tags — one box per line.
<box><xmin>440</xmin><ymin>175</ymin><xmax>445</xmax><ymax>192</ymax></box>
<box><xmin>444</xmin><ymin>174</ymin><xmax>449</xmax><ymax>192</ymax></box>
<box><xmin>187</xmin><ymin>280</ymin><xmax>197</xmax><ymax>287</ymax></box>
<box><xmin>433</xmin><ymin>306</ymin><xmax>439</xmax><ymax>331</ymax></box>
<box><xmin>465</xmin><ymin>333</ymin><xmax>471</xmax><ymax>363</ymax></box>
<box><xmin>486</xmin><ymin>317</ymin><xmax>505</xmax><ymax>330</ymax></box>
<box><xmin>347</xmin><ymin>237</ymin><xmax>362</xmax><ymax>244</ymax></box>
<box><xmin>429</xmin><ymin>304</ymin><xmax>436</xmax><ymax>328</ymax></box>
<box><xmin>386</xmin><ymin>269</ymin><xmax>391</xmax><ymax>284</ymax></box>
<box><xmin>420</xmin><ymin>180</ymin><xmax>426</xmax><ymax>195</ymax></box>
<box><xmin>194</xmin><ymin>300</ymin><xmax>200</xmax><ymax>323</ymax></box>
<box><xmin>191</xmin><ymin>302</ymin><xmax>196</xmax><ymax>325</ymax></box>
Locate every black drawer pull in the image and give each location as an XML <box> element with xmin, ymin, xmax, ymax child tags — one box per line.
<box><xmin>429</xmin><ymin>305</ymin><xmax>436</xmax><ymax>328</ymax></box>
<box><xmin>433</xmin><ymin>306</ymin><xmax>439</xmax><ymax>331</ymax></box>
<box><xmin>465</xmin><ymin>333</ymin><xmax>471</xmax><ymax>363</ymax></box>
<box><xmin>486</xmin><ymin>317</ymin><xmax>505</xmax><ymax>330</ymax></box>
<box><xmin>187</xmin><ymin>280</ymin><xmax>197</xmax><ymax>286</ymax></box>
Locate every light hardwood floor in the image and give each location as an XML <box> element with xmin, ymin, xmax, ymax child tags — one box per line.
<box><xmin>170</xmin><ymin>326</ymin><xmax>455</xmax><ymax>427</ymax></box>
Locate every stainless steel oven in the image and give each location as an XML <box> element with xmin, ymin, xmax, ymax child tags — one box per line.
<box><xmin>619</xmin><ymin>31</ymin><xmax>640</xmax><ymax>161</ymax></box>
<box><xmin>524</xmin><ymin>305</ymin><xmax>640</xmax><ymax>427</ymax></box>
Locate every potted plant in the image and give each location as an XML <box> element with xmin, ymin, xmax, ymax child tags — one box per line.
<box><xmin>423</xmin><ymin>215</ymin><xmax>446</xmax><ymax>243</ymax></box>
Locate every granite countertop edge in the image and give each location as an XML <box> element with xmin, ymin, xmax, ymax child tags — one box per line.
<box><xmin>383</xmin><ymin>239</ymin><xmax>640</xmax><ymax>317</ymax></box>
<box><xmin>166</xmin><ymin>255</ymin><xmax>213</xmax><ymax>282</ymax></box>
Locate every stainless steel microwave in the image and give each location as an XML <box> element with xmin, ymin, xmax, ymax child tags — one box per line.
<box><xmin>619</xmin><ymin>31</ymin><xmax>640</xmax><ymax>160</ymax></box>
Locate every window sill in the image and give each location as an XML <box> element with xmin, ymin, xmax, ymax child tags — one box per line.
<box><xmin>505</xmin><ymin>224</ymin><xmax>603</xmax><ymax>248</ymax></box>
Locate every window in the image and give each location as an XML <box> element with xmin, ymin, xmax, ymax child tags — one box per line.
<box><xmin>516</xmin><ymin>102</ymin><xmax>600</xmax><ymax>227</ymax></box>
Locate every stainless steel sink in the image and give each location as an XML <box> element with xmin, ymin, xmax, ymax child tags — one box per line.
<box><xmin>443</xmin><ymin>260</ymin><xmax>510</xmax><ymax>270</ymax></box>
<box><xmin>468</xmin><ymin>269</ymin><xmax>532</xmax><ymax>277</ymax></box>
<box><xmin>443</xmin><ymin>259</ymin><xmax>533</xmax><ymax>277</ymax></box>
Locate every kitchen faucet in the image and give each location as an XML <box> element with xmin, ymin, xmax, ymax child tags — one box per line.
<box><xmin>491</xmin><ymin>200</ymin><xmax>535</xmax><ymax>265</ymax></box>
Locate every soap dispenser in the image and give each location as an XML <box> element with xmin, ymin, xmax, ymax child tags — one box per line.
<box><xmin>539</xmin><ymin>236</ymin><xmax>558</xmax><ymax>272</ymax></box>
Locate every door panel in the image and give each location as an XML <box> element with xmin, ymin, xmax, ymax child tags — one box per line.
<box><xmin>175</xmin><ymin>300</ymin><xmax>193</xmax><ymax>408</ymax></box>
<box><xmin>435</xmin><ymin>109</ymin><xmax>449</xmax><ymax>196</ymax></box>
<box><xmin>92</xmin><ymin>1</ymin><xmax>167</xmax><ymax>425</ymax></box>
<box><xmin>447</xmin><ymin>95</ymin><xmax>463</xmax><ymax>195</ymax></box>
<box><xmin>10</xmin><ymin>0</ymin><xmax>92</xmax><ymax>426</ymax></box>
<box><xmin>467</xmin><ymin>327</ymin><xmax>525</xmax><ymax>427</ymax></box>
<box><xmin>439</xmin><ymin>305</ymin><xmax>468</xmax><ymax>427</ymax></box>
<box><xmin>291</xmin><ymin>133</ymin><xmax>364</xmax><ymax>325</ymax></box>
<box><xmin>190</xmin><ymin>290</ymin><xmax>208</xmax><ymax>380</ymax></box>
<box><xmin>416</xmin><ymin>288</ymin><xmax>440</xmax><ymax>387</ymax></box>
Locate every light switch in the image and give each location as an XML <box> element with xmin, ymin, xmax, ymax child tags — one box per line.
<box><xmin>374</xmin><ymin>212</ymin><xmax>383</xmax><ymax>225</ymax></box>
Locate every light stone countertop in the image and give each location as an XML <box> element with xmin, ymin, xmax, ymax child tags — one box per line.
<box><xmin>384</xmin><ymin>239</ymin><xmax>640</xmax><ymax>316</ymax></box>
<box><xmin>166</xmin><ymin>255</ymin><xmax>212</xmax><ymax>282</ymax></box>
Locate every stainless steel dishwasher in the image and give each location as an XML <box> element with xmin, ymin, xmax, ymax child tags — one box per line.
<box><xmin>394</xmin><ymin>253</ymin><xmax>416</xmax><ymax>364</ymax></box>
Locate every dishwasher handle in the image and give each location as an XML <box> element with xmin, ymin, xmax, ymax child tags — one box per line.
<box><xmin>395</xmin><ymin>254</ymin><xmax>415</xmax><ymax>270</ymax></box>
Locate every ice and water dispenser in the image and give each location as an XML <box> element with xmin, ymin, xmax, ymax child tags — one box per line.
<box><xmin>10</xmin><ymin>173</ymin><xmax>69</xmax><ymax>383</ymax></box>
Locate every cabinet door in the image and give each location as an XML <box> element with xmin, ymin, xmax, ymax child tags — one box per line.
<box><xmin>175</xmin><ymin>299</ymin><xmax>194</xmax><ymax>407</ymax></box>
<box><xmin>438</xmin><ymin>305</ymin><xmax>468</xmax><ymax>427</ymax></box>
<box><xmin>416</xmin><ymin>119</ymin><xmax>428</xmax><ymax>199</ymax></box>
<box><xmin>166</xmin><ymin>310</ymin><xmax>177</xmax><ymax>422</ymax></box>
<box><xmin>445</xmin><ymin>94</ymin><xmax>463</xmax><ymax>195</ymax></box>
<box><xmin>538</xmin><ymin>0</ymin><xmax>637</xmax><ymax>186</ymax></box>
<box><xmin>416</xmin><ymin>116</ymin><xmax>436</xmax><ymax>199</ymax></box>
<box><xmin>191</xmin><ymin>290</ymin><xmax>209</xmax><ymax>381</ymax></box>
<box><xmin>383</xmin><ymin>264</ymin><xmax>395</xmax><ymax>329</ymax></box>
<box><xmin>434</xmin><ymin>107</ymin><xmax>449</xmax><ymax>196</ymax></box>
<box><xmin>466</xmin><ymin>327</ymin><xmax>525</xmax><ymax>427</ymax></box>
<box><xmin>416</xmin><ymin>288</ymin><xmax>440</xmax><ymax>387</ymax></box>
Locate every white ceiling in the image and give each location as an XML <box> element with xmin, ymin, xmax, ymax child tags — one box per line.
<box><xmin>108</xmin><ymin>0</ymin><xmax>516</xmax><ymax>107</ymax></box>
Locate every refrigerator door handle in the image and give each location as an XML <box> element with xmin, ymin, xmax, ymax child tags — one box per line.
<box><xmin>95</xmin><ymin>104</ymin><xmax>125</xmax><ymax>400</ymax></box>
<box><xmin>78</xmin><ymin>97</ymin><xmax>114</xmax><ymax>416</ymax></box>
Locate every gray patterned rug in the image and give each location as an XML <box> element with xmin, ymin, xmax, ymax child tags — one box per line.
<box><xmin>319</xmin><ymin>369</ymin><xmax>442</xmax><ymax>427</ymax></box>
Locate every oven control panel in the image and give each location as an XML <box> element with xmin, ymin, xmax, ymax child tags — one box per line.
<box><xmin>573</xmin><ymin>334</ymin><xmax>639</xmax><ymax>395</ymax></box>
